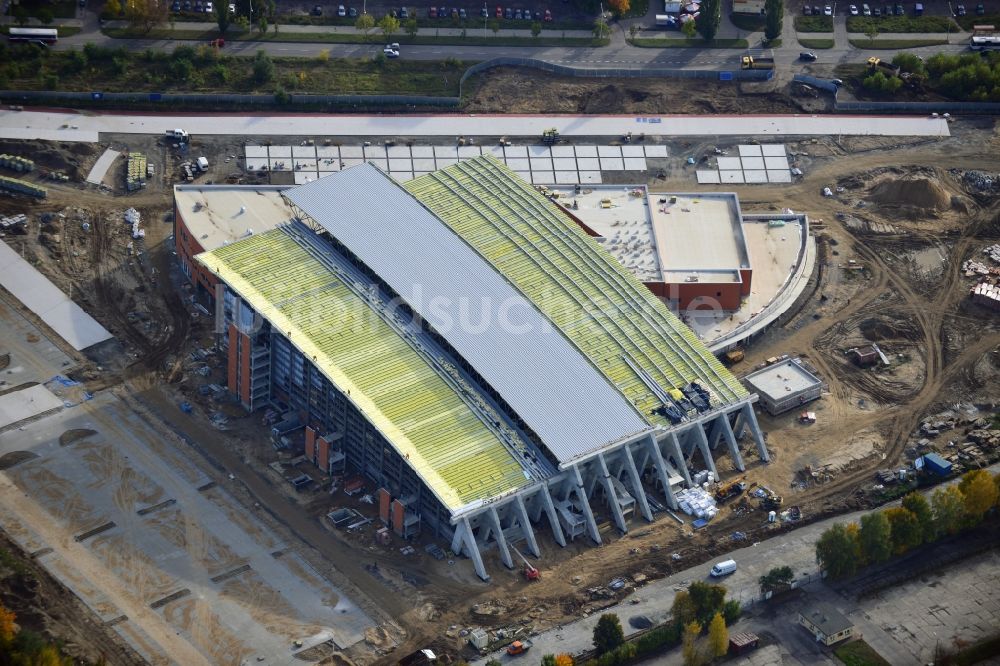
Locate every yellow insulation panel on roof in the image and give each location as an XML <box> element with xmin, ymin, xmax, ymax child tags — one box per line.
<box><xmin>196</xmin><ymin>227</ymin><xmax>528</xmax><ymax>510</ymax></box>
<box><xmin>406</xmin><ymin>156</ymin><xmax>749</xmax><ymax>427</ymax></box>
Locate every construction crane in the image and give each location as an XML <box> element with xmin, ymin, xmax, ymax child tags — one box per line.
<box><xmin>541</xmin><ymin>128</ymin><xmax>560</xmax><ymax>145</ymax></box>
<box><xmin>510</xmin><ymin>545</ymin><xmax>539</xmax><ymax>581</ymax></box>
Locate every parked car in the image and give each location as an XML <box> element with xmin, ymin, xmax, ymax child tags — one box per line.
<box><xmin>171</xmin><ymin>1</ymin><xmax>180</xmax><ymax>10</ymax></box>
<box><xmin>349</xmin><ymin>6</ymin><xmax>357</xmax><ymax>15</ymax></box>
<box><xmin>894</xmin><ymin>3</ymin><xmax>904</xmax><ymax>15</ymax></box>
<box><xmin>504</xmin><ymin>6</ymin><xmax>512</xmax><ymax>17</ymax></box>
<box><xmin>203</xmin><ymin>1</ymin><xmax>213</xmax><ymax>12</ymax></box>
<box><xmin>182</xmin><ymin>0</ymin><xmax>191</xmax><ymax>10</ymax></box>
<box><xmin>383</xmin><ymin>46</ymin><xmax>399</xmax><ymax>57</ymax></box>
<box><xmin>496</xmin><ymin>4</ymin><xmax>502</xmax><ymax>16</ymax></box>
<box><xmin>831</xmin><ymin>77</ymin><xmax>844</xmax><ymax>86</ymax></box>
<box><xmin>429</xmin><ymin>6</ymin><xmax>438</xmax><ymax>15</ymax></box>
<box><xmin>976</xmin><ymin>2</ymin><xmax>985</xmax><ymax>13</ymax></box>
<box><xmin>823</xmin><ymin>4</ymin><xmax>832</xmax><ymax>14</ymax></box>
<box><xmin>337</xmin><ymin>4</ymin><xmax>346</xmax><ymax>15</ymax></box>
<box><xmin>459</xmin><ymin>7</ymin><xmax>466</xmax><ymax>17</ymax></box>
<box><xmin>873</xmin><ymin>8</ymin><xmax>880</xmax><ymax>16</ymax></box>
<box><xmin>209</xmin><ymin>37</ymin><xmax>225</xmax><ymax>47</ymax></box>
<box><xmin>543</xmin><ymin>8</ymin><xmax>552</xmax><ymax>19</ymax></box>
<box><xmin>311</xmin><ymin>4</ymin><xmax>322</xmax><ymax>14</ymax></box>
<box><xmin>862</xmin><ymin>3</ymin><xmax>871</xmax><ymax>14</ymax></box>
<box><xmin>803</xmin><ymin>4</ymin><xmax>812</xmax><ymax>13</ymax></box>
<box><xmin>480</xmin><ymin>6</ymin><xmax>488</xmax><ymax>16</ymax></box>
<box><xmin>193</xmin><ymin>0</ymin><xmax>202</xmax><ymax>11</ymax></box>
<box><xmin>849</xmin><ymin>4</ymin><xmax>858</xmax><ymax>14</ymax></box>
<box><xmin>799</xmin><ymin>51</ymin><xmax>817</xmax><ymax>60</ymax></box>
<box><xmin>813</xmin><ymin>5</ymin><xmax>820</xmax><ymax>14</ymax></box>
<box><xmin>400</xmin><ymin>6</ymin><xmax>408</xmax><ymax>17</ymax></box>
<box><xmin>710</xmin><ymin>560</ymin><xmax>737</xmax><ymax>577</ymax></box>
<box><xmin>956</xmin><ymin>3</ymin><xmax>966</xmax><ymax>14</ymax></box>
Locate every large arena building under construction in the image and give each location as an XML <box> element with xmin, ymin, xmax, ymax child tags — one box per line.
<box><xmin>174</xmin><ymin>155</ymin><xmax>769</xmax><ymax>580</ymax></box>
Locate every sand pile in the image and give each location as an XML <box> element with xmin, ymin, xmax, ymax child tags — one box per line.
<box><xmin>868</xmin><ymin>177</ymin><xmax>953</xmax><ymax>211</ymax></box>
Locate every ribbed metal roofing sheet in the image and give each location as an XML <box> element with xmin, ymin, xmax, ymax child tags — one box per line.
<box><xmin>284</xmin><ymin>164</ymin><xmax>650</xmax><ymax>464</ymax></box>
<box><xmin>405</xmin><ymin>157</ymin><xmax>750</xmax><ymax>429</ymax></box>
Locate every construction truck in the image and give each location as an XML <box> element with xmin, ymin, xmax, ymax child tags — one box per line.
<box><xmin>541</xmin><ymin>128</ymin><xmax>560</xmax><ymax>145</ymax></box>
<box><xmin>741</xmin><ymin>55</ymin><xmax>775</xmax><ymax>70</ymax></box>
<box><xmin>511</xmin><ymin>546</ymin><xmax>539</xmax><ymax>581</ymax></box>
<box><xmin>714</xmin><ymin>478</ymin><xmax>747</xmax><ymax>503</ymax></box>
<box><xmin>723</xmin><ymin>348</ymin><xmax>745</xmax><ymax>366</ymax></box>
<box><xmin>507</xmin><ymin>640</ymin><xmax>534</xmax><ymax>656</ymax></box>
<box><xmin>866</xmin><ymin>57</ymin><xmax>900</xmax><ymax>76</ymax></box>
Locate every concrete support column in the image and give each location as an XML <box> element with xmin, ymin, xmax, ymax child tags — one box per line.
<box><xmin>622</xmin><ymin>446</ymin><xmax>653</xmax><ymax>521</ymax></box>
<box><xmin>719</xmin><ymin>412</ymin><xmax>746</xmax><ymax>471</ymax></box>
<box><xmin>646</xmin><ymin>434</ymin><xmax>679</xmax><ymax>510</ymax></box>
<box><xmin>572</xmin><ymin>465</ymin><xmax>602</xmax><ymax>544</ymax></box>
<box><xmin>668</xmin><ymin>431</ymin><xmax>692</xmax><ymax>486</ymax></box>
<box><xmin>598</xmin><ymin>453</ymin><xmax>628</xmax><ymax>534</ymax></box>
<box><xmin>459</xmin><ymin>518</ymin><xmax>489</xmax><ymax>581</ymax></box>
<box><xmin>707</xmin><ymin>417</ymin><xmax>725</xmax><ymax>450</ymax></box>
<box><xmin>742</xmin><ymin>402</ymin><xmax>770</xmax><ymax>462</ymax></box>
<box><xmin>692</xmin><ymin>423</ymin><xmax>718</xmax><ymax>479</ymax></box>
<box><xmin>539</xmin><ymin>484</ymin><xmax>566</xmax><ymax>547</ymax></box>
<box><xmin>732</xmin><ymin>409</ymin><xmax>747</xmax><ymax>439</ymax></box>
<box><xmin>515</xmin><ymin>495</ymin><xmax>540</xmax><ymax>558</ymax></box>
<box><xmin>488</xmin><ymin>507</ymin><xmax>513</xmax><ymax>570</ymax></box>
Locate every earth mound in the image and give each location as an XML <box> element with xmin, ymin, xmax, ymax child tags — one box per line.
<box><xmin>869</xmin><ymin>177</ymin><xmax>952</xmax><ymax>211</ymax></box>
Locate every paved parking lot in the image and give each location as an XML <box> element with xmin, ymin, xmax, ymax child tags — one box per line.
<box><xmin>862</xmin><ymin>549</ymin><xmax>1000</xmax><ymax>663</ymax></box>
<box><xmin>0</xmin><ymin>391</ymin><xmax>373</xmax><ymax>664</ymax></box>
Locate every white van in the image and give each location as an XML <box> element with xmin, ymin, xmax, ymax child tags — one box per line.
<box><xmin>196</xmin><ymin>156</ymin><xmax>209</xmax><ymax>172</ymax></box>
<box><xmin>710</xmin><ymin>559</ymin><xmax>737</xmax><ymax>577</ymax></box>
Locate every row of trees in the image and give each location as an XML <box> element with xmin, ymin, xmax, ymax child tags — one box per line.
<box><xmin>816</xmin><ymin>470</ymin><xmax>1000</xmax><ymax>579</ymax></box>
<box><xmin>1</xmin><ymin>602</ymin><xmax>74</xmax><ymax>665</ymax></box>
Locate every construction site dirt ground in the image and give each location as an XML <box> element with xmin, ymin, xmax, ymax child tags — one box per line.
<box><xmin>0</xmin><ymin>113</ymin><xmax>999</xmax><ymax>665</ymax></box>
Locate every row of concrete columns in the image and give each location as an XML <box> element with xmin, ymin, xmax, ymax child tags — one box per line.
<box><xmin>450</xmin><ymin>402</ymin><xmax>769</xmax><ymax>580</ymax></box>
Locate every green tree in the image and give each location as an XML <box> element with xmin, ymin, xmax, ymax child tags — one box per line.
<box><xmin>489</xmin><ymin>18</ymin><xmax>500</xmax><ymax>35</ymax></box>
<box><xmin>681</xmin><ymin>17</ymin><xmax>697</xmax><ymax>38</ymax></box>
<box><xmin>252</xmin><ymin>49</ymin><xmax>274</xmax><ymax>83</ymax></box>
<box><xmin>214</xmin><ymin>0</ymin><xmax>231</xmax><ymax>34</ymax></box>
<box><xmin>959</xmin><ymin>469</ymin><xmax>999</xmax><ymax>522</ymax></box>
<box><xmin>764</xmin><ymin>0</ymin><xmax>783</xmax><ymax>41</ymax></box>
<box><xmin>257</xmin><ymin>13</ymin><xmax>268</xmax><ymax>34</ymax></box>
<box><xmin>722</xmin><ymin>599</ymin><xmax>741</xmax><ymax>625</ymax></box>
<box><xmin>708</xmin><ymin>612</ymin><xmax>728</xmax><ymax>658</ymax></box>
<box><xmin>356</xmin><ymin>12</ymin><xmax>375</xmax><ymax>40</ymax></box>
<box><xmin>759</xmin><ymin>565</ymin><xmax>794</xmax><ymax>596</ymax></box>
<box><xmin>688</xmin><ymin>581</ymin><xmax>726</xmax><ymax>626</ymax></box>
<box><xmin>671</xmin><ymin>590</ymin><xmax>697</xmax><ymax>628</ymax></box>
<box><xmin>593</xmin><ymin>17</ymin><xmax>611</xmax><ymax>39</ymax></box>
<box><xmin>593</xmin><ymin>613</ymin><xmax>625</xmax><ymax>654</ymax></box>
<box><xmin>531</xmin><ymin>21</ymin><xmax>542</xmax><ymax>37</ymax></box>
<box><xmin>37</xmin><ymin>7</ymin><xmax>55</xmax><ymax>24</ymax></box>
<box><xmin>892</xmin><ymin>52</ymin><xmax>926</xmax><ymax>75</ymax></box>
<box><xmin>105</xmin><ymin>0</ymin><xmax>122</xmax><ymax>14</ymax></box>
<box><xmin>695</xmin><ymin>0</ymin><xmax>720</xmax><ymax>41</ymax></box>
<box><xmin>125</xmin><ymin>0</ymin><xmax>167</xmax><ymax>33</ymax></box>
<box><xmin>540</xmin><ymin>655</ymin><xmax>557</xmax><ymax>666</ymax></box>
<box><xmin>815</xmin><ymin>522</ymin><xmax>861</xmax><ymax>579</ymax></box>
<box><xmin>404</xmin><ymin>17</ymin><xmax>419</xmax><ymax>37</ymax></box>
<box><xmin>994</xmin><ymin>472</ymin><xmax>1000</xmax><ymax>506</ymax></box>
<box><xmin>378</xmin><ymin>14</ymin><xmax>400</xmax><ymax>40</ymax></box>
<box><xmin>235</xmin><ymin>14</ymin><xmax>250</xmax><ymax>30</ymax></box>
<box><xmin>864</xmin><ymin>23</ymin><xmax>879</xmax><ymax>44</ymax></box>
<box><xmin>168</xmin><ymin>12</ymin><xmax>176</xmax><ymax>32</ymax></box>
<box><xmin>858</xmin><ymin>511</ymin><xmax>892</xmax><ymax>564</ymax></box>
<box><xmin>484</xmin><ymin>660</ymin><xmax>501</xmax><ymax>666</ymax></box>
<box><xmin>902</xmin><ymin>492</ymin><xmax>935</xmax><ymax>543</ymax></box>
<box><xmin>885</xmin><ymin>506</ymin><xmax>922</xmax><ymax>555</ymax></box>
<box><xmin>682</xmin><ymin>621</ymin><xmax>705</xmax><ymax>666</ymax></box>
<box><xmin>932</xmin><ymin>485</ymin><xmax>965</xmax><ymax>535</ymax></box>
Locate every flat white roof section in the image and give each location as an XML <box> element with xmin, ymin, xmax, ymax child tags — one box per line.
<box><xmin>743</xmin><ymin>358</ymin><xmax>822</xmax><ymax>398</ymax></box>
<box><xmin>0</xmin><ymin>111</ymin><xmax>951</xmax><ymax>143</ymax></box>
<box><xmin>174</xmin><ymin>186</ymin><xmax>292</xmax><ymax>252</ymax></box>
<box><xmin>649</xmin><ymin>193</ymin><xmax>750</xmax><ymax>274</ymax></box>
<box><xmin>0</xmin><ymin>384</ymin><xmax>63</xmax><ymax>429</ymax></box>
<box><xmin>283</xmin><ymin>163</ymin><xmax>650</xmax><ymax>464</ymax></box>
<box><xmin>0</xmin><ymin>241</ymin><xmax>113</xmax><ymax>351</ymax></box>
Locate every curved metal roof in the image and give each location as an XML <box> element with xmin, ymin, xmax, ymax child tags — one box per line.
<box><xmin>284</xmin><ymin>164</ymin><xmax>650</xmax><ymax>464</ymax></box>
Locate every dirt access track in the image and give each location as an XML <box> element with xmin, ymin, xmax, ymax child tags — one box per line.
<box><xmin>0</xmin><ymin>114</ymin><xmax>998</xmax><ymax>665</ymax></box>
